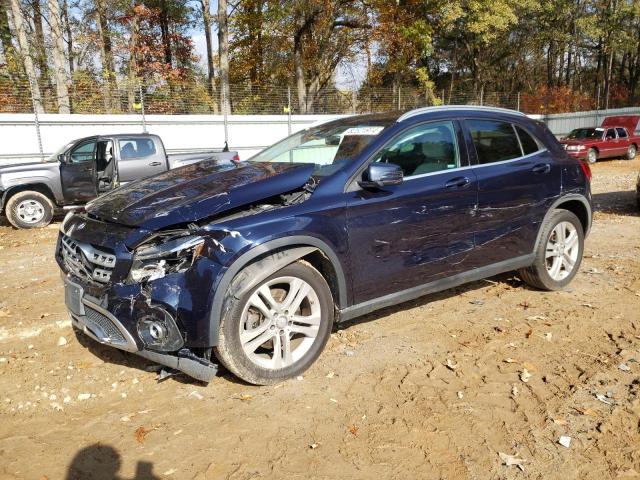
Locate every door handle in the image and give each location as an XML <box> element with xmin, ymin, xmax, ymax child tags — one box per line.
<box><xmin>445</xmin><ymin>176</ymin><xmax>470</xmax><ymax>189</ymax></box>
<box><xmin>148</xmin><ymin>161</ymin><xmax>162</xmax><ymax>166</ymax></box>
<box><xmin>531</xmin><ymin>163</ymin><xmax>551</xmax><ymax>174</ymax></box>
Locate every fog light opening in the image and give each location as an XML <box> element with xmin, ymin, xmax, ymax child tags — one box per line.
<box><xmin>149</xmin><ymin>321</ymin><xmax>168</xmax><ymax>340</ymax></box>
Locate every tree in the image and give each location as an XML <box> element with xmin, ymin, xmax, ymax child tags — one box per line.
<box><xmin>217</xmin><ymin>0</ymin><xmax>230</xmax><ymax>115</ymax></box>
<box><xmin>200</xmin><ymin>0</ymin><xmax>218</xmax><ymax>112</ymax></box>
<box><xmin>291</xmin><ymin>0</ymin><xmax>370</xmax><ymax>113</ymax></box>
<box><xmin>10</xmin><ymin>0</ymin><xmax>43</xmax><ymax>112</ymax></box>
<box><xmin>48</xmin><ymin>0</ymin><xmax>70</xmax><ymax>113</ymax></box>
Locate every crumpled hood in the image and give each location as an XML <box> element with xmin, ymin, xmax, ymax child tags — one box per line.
<box><xmin>86</xmin><ymin>161</ymin><xmax>314</xmax><ymax>230</ymax></box>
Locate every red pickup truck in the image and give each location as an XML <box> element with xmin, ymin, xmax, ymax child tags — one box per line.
<box><xmin>559</xmin><ymin>115</ymin><xmax>640</xmax><ymax>164</ymax></box>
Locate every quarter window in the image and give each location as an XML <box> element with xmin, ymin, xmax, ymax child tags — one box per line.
<box><xmin>373</xmin><ymin>121</ymin><xmax>460</xmax><ymax>177</ymax></box>
<box><xmin>467</xmin><ymin>120</ymin><xmax>522</xmax><ymax>164</ymax></box>
<box><xmin>69</xmin><ymin>141</ymin><xmax>97</xmax><ymax>163</ymax></box>
<box><xmin>616</xmin><ymin>128</ymin><xmax>627</xmax><ymax>138</ymax></box>
<box><xmin>118</xmin><ymin>138</ymin><xmax>157</xmax><ymax>160</ymax></box>
<box><xmin>514</xmin><ymin>125</ymin><xmax>541</xmax><ymax>155</ymax></box>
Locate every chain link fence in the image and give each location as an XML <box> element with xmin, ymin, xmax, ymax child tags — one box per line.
<box><xmin>2</xmin><ymin>77</ymin><xmax>623</xmax><ymax>116</ymax></box>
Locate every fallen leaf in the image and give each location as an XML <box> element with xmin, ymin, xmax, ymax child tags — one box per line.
<box><xmin>520</xmin><ymin>369</ymin><xmax>532</xmax><ymax>383</ymax></box>
<box><xmin>574</xmin><ymin>407</ymin><xmax>598</xmax><ymax>417</ymax></box>
<box><xmin>457</xmin><ymin>391</ymin><xmax>464</xmax><ymax>399</ymax></box>
<box><xmin>553</xmin><ymin>418</ymin><xmax>568</xmax><ymax>426</ymax></box>
<box><xmin>134</xmin><ymin>426</ymin><xmax>150</xmax><ymax>444</ymax></box>
<box><xmin>511</xmin><ymin>385</ymin><xmax>519</xmax><ymax>397</ymax></box>
<box><xmin>238</xmin><ymin>394</ymin><xmax>253</xmax><ymax>402</ymax></box>
<box><xmin>163</xmin><ymin>469</ymin><xmax>177</xmax><ymax>476</ymax></box>
<box><xmin>326</xmin><ymin>371</ymin><xmax>335</xmax><ymax>378</ymax></box>
<box><xmin>348</xmin><ymin>424</ymin><xmax>359</xmax><ymax>436</ymax></box>
<box><xmin>525</xmin><ymin>328</ymin><xmax>533</xmax><ymax>338</ymax></box>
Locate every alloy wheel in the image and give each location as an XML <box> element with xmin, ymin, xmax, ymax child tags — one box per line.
<box><xmin>239</xmin><ymin>276</ymin><xmax>321</xmax><ymax>369</ymax></box>
<box><xmin>545</xmin><ymin>221</ymin><xmax>580</xmax><ymax>281</ymax></box>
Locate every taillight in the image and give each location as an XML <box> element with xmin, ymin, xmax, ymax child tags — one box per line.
<box><xmin>578</xmin><ymin>160</ymin><xmax>592</xmax><ymax>182</ymax></box>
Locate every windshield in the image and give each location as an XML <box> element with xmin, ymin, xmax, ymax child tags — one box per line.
<box><xmin>247</xmin><ymin>118</ymin><xmax>393</xmax><ymax>177</ymax></box>
<box><xmin>566</xmin><ymin>128</ymin><xmax>603</xmax><ymax>140</ymax></box>
<box><xmin>46</xmin><ymin>141</ymin><xmax>75</xmax><ymax>162</ymax></box>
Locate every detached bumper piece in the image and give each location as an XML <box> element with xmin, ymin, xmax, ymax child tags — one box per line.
<box><xmin>136</xmin><ymin>349</ymin><xmax>218</xmax><ymax>383</ymax></box>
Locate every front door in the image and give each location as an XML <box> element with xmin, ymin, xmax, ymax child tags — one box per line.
<box><xmin>464</xmin><ymin>119</ymin><xmax>562</xmax><ymax>268</ymax></box>
<box><xmin>60</xmin><ymin>138</ymin><xmax>98</xmax><ymax>203</ymax></box>
<box><xmin>346</xmin><ymin>120</ymin><xmax>478</xmax><ymax>305</ymax></box>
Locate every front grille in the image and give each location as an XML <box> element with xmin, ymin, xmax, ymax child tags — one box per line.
<box><xmin>83</xmin><ymin>306</ymin><xmax>126</xmax><ymax>345</ymax></box>
<box><xmin>60</xmin><ymin>234</ymin><xmax>116</xmax><ymax>284</ymax></box>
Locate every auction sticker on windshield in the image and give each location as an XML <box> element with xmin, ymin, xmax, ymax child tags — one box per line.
<box><xmin>343</xmin><ymin>126</ymin><xmax>385</xmax><ymax>136</ymax></box>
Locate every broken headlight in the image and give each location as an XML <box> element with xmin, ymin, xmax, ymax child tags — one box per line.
<box><xmin>128</xmin><ymin>232</ymin><xmax>205</xmax><ymax>283</ymax></box>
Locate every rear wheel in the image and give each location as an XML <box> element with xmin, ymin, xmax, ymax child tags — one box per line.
<box><xmin>5</xmin><ymin>191</ymin><xmax>54</xmax><ymax>229</ymax></box>
<box><xmin>519</xmin><ymin>209</ymin><xmax>584</xmax><ymax>291</ymax></box>
<box><xmin>586</xmin><ymin>148</ymin><xmax>598</xmax><ymax>164</ymax></box>
<box><xmin>215</xmin><ymin>261</ymin><xmax>334</xmax><ymax>385</ymax></box>
<box><xmin>625</xmin><ymin>145</ymin><xmax>636</xmax><ymax>160</ymax></box>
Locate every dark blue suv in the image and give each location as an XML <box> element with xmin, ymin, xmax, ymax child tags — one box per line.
<box><xmin>56</xmin><ymin>106</ymin><xmax>592</xmax><ymax>385</ymax></box>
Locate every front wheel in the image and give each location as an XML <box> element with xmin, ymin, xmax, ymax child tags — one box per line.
<box><xmin>625</xmin><ymin>145</ymin><xmax>636</xmax><ymax>160</ymax></box>
<box><xmin>5</xmin><ymin>191</ymin><xmax>54</xmax><ymax>229</ymax></box>
<box><xmin>586</xmin><ymin>148</ymin><xmax>598</xmax><ymax>164</ymax></box>
<box><xmin>215</xmin><ymin>260</ymin><xmax>334</xmax><ymax>385</ymax></box>
<box><xmin>519</xmin><ymin>209</ymin><xmax>584</xmax><ymax>291</ymax></box>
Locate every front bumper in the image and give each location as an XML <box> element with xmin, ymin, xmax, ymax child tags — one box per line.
<box><xmin>565</xmin><ymin>150</ymin><xmax>587</xmax><ymax>159</ymax></box>
<box><xmin>64</xmin><ymin>276</ymin><xmax>218</xmax><ymax>382</ymax></box>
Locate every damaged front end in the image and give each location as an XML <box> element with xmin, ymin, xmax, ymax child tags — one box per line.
<box><xmin>55</xmin><ymin>163</ymin><xmax>318</xmax><ymax>383</ymax></box>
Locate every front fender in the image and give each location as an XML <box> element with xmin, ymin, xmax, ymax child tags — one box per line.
<box><xmin>206</xmin><ymin>234</ymin><xmax>349</xmax><ymax>346</ymax></box>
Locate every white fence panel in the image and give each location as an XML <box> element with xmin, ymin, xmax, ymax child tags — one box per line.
<box><xmin>0</xmin><ymin>114</ymin><xmax>344</xmax><ymax>165</ymax></box>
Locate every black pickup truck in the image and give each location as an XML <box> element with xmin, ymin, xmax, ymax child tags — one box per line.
<box><xmin>0</xmin><ymin>134</ymin><xmax>239</xmax><ymax>228</ymax></box>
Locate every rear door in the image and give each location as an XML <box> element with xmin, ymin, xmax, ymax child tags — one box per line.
<box><xmin>116</xmin><ymin>137</ymin><xmax>167</xmax><ymax>182</ymax></box>
<box><xmin>464</xmin><ymin>119</ymin><xmax>561</xmax><ymax>268</ymax></box>
<box><xmin>59</xmin><ymin>138</ymin><xmax>98</xmax><ymax>203</ymax></box>
<box><xmin>345</xmin><ymin>120</ymin><xmax>478</xmax><ymax>304</ymax></box>
<box><xmin>615</xmin><ymin>128</ymin><xmax>631</xmax><ymax>155</ymax></box>
<box><xmin>604</xmin><ymin>128</ymin><xmax>623</xmax><ymax>157</ymax></box>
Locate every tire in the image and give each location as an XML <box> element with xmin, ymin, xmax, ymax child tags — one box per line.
<box><xmin>625</xmin><ymin>145</ymin><xmax>637</xmax><ymax>160</ymax></box>
<box><xmin>518</xmin><ymin>209</ymin><xmax>584</xmax><ymax>291</ymax></box>
<box><xmin>5</xmin><ymin>190</ymin><xmax>54</xmax><ymax>229</ymax></box>
<box><xmin>586</xmin><ymin>148</ymin><xmax>598</xmax><ymax>164</ymax></box>
<box><xmin>215</xmin><ymin>260</ymin><xmax>334</xmax><ymax>385</ymax></box>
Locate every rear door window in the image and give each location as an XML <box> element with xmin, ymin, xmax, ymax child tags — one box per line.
<box><xmin>616</xmin><ymin>128</ymin><xmax>628</xmax><ymax>138</ymax></box>
<box><xmin>606</xmin><ymin>128</ymin><xmax>617</xmax><ymax>140</ymax></box>
<box><xmin>118</xmin><ymin>138</ymin><xmax>157</xmax><ymax>160</ymax></box>
<box><xmin>466</xmin><ymin>120</ymin><xmax>522</xmax><ymax>164</ymax></box>
<box><xmin>514</xmin><ymin>125</ymin><xmax>541</xmax><ymax>155</ymax></box>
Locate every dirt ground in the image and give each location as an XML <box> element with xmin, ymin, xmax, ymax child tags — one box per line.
<box><xmin>0</xmin><ymin>159</ymin><xmax>639</xmax><ymax>480</ymax></box>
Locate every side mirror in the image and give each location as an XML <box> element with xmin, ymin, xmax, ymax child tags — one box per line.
<box><xmin>358</xmin><ymin>163</ymin><xmax>403</xmax><ymax>189</ymax></box>
<box><xmin>58</xmin><ymin>153</ymin><xmax>66</xmax><ymax>163</ymax></box>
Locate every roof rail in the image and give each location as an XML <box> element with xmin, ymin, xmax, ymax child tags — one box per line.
<box><xmin>397</xmin><ymin>105</ymin><xmax>526</xmax><ymax>122</ymax></box>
